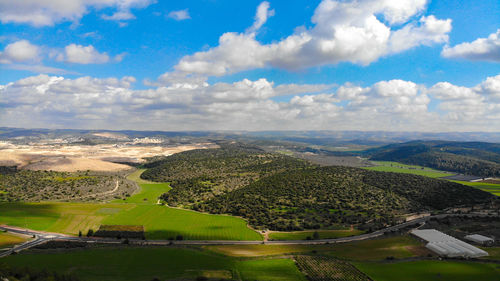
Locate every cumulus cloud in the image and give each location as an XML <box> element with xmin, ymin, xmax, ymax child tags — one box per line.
<box><xmin>167</xmin><ymin>9</ymin><xmax>190</xmax><ymax>21</ymax></box>
<box><xmin>0</xmin><ymin>0</ymin><xmax>156</xmax><ymax>27</ymax></box>
<box><xmin>0</xmin><ymin>40</ymin><xmax>40</xmax><ymax>64</ymax></box>
<box><xmin>3</xmin><ymin>73</ymin><xmax>500</xmax><ymax>131</ymax></box>
<box><xmin>55</xmin><ymin>44</ymin><xmax>123</xmax><ymax>64</ymax></box>
<box><xmin>163</xmin><ymin>0</ymin><xmax>451</xmax><ymax>81</ymax></box>
<box><xmin>442</xmin><ymin>29</ymin><xmax>500</xmax><ymax>62</ymax></box>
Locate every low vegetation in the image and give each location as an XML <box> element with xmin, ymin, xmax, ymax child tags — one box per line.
<box><xmin>0</xmin><ymin>169</ymin><xmax>135</xmax><ymax>202</ymax></box>
<box><xmin>295</xmin><ymin>255</ymin><xmax>371</xmax><ymax>281</ymax></box>
<box><xmin>143</xmin><ymin>142</ymin><xmax>313</xmax><ymax>207</ymax></box>
<box><xmin>142</xmin><ymin>143</ymin><xmax>495</xmax><ymax>232</ymax></box>
<box><xmin>355</xmin><ymin>260</ymin><xmax>500</xmax><ymax>281</ymax></box>
<box><xmin>0</xmin><ymin>232</ymin><xmax>29</xmax><ymax>249</ymax></box>
<box><xmin>198</xmin><ymin>166</ymin><xmax>492</xmax><ymax>231</ymax></box>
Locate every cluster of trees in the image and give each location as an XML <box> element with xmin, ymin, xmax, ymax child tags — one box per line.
<box><xmin>0</xmin><ymin>263</ymin><xmax>80</xmax><ymax>281</ymax></box>
<box><xmin>0</xmin><ymin>169</ymin><xmax>115</xmax><ymax>202</ymax></box>
<box><xmin>148</xmin><ymin>143</ymin><xmax>494</xmax><ymax>231</ymax></box>
<box><xmin>367</xmin><ymin>141</ymin><xmax>500</xmax><ymax>177</ymax></box>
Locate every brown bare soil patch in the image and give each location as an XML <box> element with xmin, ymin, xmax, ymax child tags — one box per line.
<box><xmin>0</xmin><ymin>141</ymin><xmax>213</xmax><ymax>172</ymax></box>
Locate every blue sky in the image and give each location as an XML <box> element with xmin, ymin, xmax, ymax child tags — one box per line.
<box><xmin>0</xmin><ymin>0</ymin><xmax>499</xmax><ymax>131</ymax></box>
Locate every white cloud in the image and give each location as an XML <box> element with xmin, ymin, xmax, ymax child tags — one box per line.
<box><xmin>5</xmin><ymin>64</ymin><xmax>76</xmax><ymax>75</ymax></box>
<box><xmin>56</xmin><ymin>44</ymin><xmax>113</xmax><ymax>64</ymax></box>
<box><xmin>164</xmin><ymin>0</ymin><xmax>451</xmax><ymax>80</ymax></box>
<box><xmin>0</xmin><ymin>40</ymin><xmax>40</xmax><ymax>63</ymax></box>
<box><xmin>0</xmin><ymin>0</ymin><xmax>156</xmax><ymax>27</ymax></box>
<box><xmin>246</xmin><ymin>1</ymin><xmax>274</xmax><ymax>33</ymax></box>
<box><xmin>442</xmin><ymin>29</ymin><xmax>500</xmax><ymax>62</ymax></box>
<box><xmin>3</xmin><ymin>73</ymin><xmax>500</xmax><ymax>131</ymax></box>
<box><xmin>167</xmin><ymin>9</ymin><xmax>190</xmax><ymax>21</ymax></box>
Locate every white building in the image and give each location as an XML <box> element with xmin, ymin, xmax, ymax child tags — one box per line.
<box><xmin>465</xmin><ymin>234</ymin><xmax>494</xmax><ymax>246</ymax></box>
<box><xmin>411</xmin><ymin>229</ymin><xmax>488</xmax><ymax>258</ymax></box>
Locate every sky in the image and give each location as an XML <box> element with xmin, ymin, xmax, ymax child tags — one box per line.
<box><xmin>0</xmin><ymin>0</ymin><xmax>499</xmax><ymax>131</ymax></box>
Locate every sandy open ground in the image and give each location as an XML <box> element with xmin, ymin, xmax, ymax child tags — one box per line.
<box><xmin>0</xmin><ymin>141</ymin><xmax>214</xmax><ymax>172</ymax></box>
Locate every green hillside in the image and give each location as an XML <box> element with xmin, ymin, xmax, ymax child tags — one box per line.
<box><xmin>365</xmin><ymin>141</ymin><xmax>500</xmax><ymax>177</ymax></box>
<box><xmin>144</xmin><ymin>144</ymin><xmax>494</xmax><ymax>232</ymax></box>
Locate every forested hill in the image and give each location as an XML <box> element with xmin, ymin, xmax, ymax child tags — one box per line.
<box><xmin>142</xmin><ymin>142</ymin><xmax>314</xmax><ymax>205</ymax></box>
<box><xmin>365</xmin><ymin>141</ymin><xmax>500</xmax><ymax>177</ymax></box>
<box><xmin>196</xmin><ymin>167</ymin><xmax>493</xmax><ymax>231</ymax></box>
<box><xmin>146</xmin><ymin>143</ymin><xmax>495</xmax><ymax>231</ymax></box>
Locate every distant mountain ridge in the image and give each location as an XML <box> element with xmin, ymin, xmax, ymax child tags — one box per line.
<box><xmin>365</xmin><ymin>141</ymin><xmax>500</xmax><ymax>177</ymax></box>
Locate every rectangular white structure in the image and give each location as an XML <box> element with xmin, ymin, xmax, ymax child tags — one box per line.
<box><xmin>465</xmin><ymin>234</ymin><xmax>494</xmax><ymax>245</ymax></box>
<box><xmin>411</xmin><ymin>229</ymin><xmax>488</xmax><ymax>258</ymax></box>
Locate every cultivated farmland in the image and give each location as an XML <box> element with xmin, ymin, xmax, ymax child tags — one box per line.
<box><xmin>1</xmin><ymin>246</ymin><xmax>304</xmax><ymax>281</ymax></box>
<box><xmin>269</xmin><ymin>229</ymin><xmax>365</xmax><ymax>240</ymax></box>
<box><xmin>355</xmin><ymin>260</ymin><xmax>500</xmax><ymax>281</ymax></box>
<box><xmin>295</xmin><ymin>255</ymin><xmax>371</xmax><ymax>281</ymax></box>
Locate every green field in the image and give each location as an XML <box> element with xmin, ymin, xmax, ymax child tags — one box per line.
<box><xmin>102</xmin><ymin>204</ymin><xmax>262</xmax><ymax>240</ymax></box>
<box><xmin>451</xmin><ymin>180</ymin><xmax>500</xmax><ymax>196</ymax></box>
<box><xmin>116</xmin><ymin>169</ymin><xmax>171</xmax><ymax>204</ymax></box>
<box><xmin>323</xmin><ymin>235</ymin><xmax>429</xmax><ymax>261</ymax></box>
<box><xmin>236</xmin><ymin>258</ymin><xmax>306</xmax><ymax>281</ymax></box>
<box><xmin>268</xmin><ymin>229</ymin><xmax>364</xmax><ymax>240</ymax></box>
<box><xmin>356</xmin><ymin>260</ymin><xmax>500</xmax><ymax>281</ymax></box>
<box><xmin>205</xmin><ymin>244</ymin><xmax>340</xmax><ymax>257</ymax></box>
<box><xmin>0</xmin><ymin>168</ymin><xmax>262</xmax><ymax>240</ymax></box>
<box><xmin>0</xmin><ymin>202</ymin><xmax>261</xmax><ymax>240</ymax></box>
<box><xmin>365</xmin><ymin>161</ymin><xmax>452</xmax><ymax>178</ymax></box>
<box><xmin>0</xmin><ymin>232</ymin><xmax>29</xmax><ymax>249</ymax></box>
<box><xmin>1</xmin><ymin>247</ymin><xmax>305</xmax><ymax>281</ymax></box>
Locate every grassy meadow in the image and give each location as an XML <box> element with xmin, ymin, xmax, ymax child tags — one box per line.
<box><xmin>364</xmin><ymin>161</ymin><xmax>452</xmax><ymax>178</ymax></box>
<box><xmin>116</xmin><ymin>169</ymin><xmax>171</xmax><ymax>204</ymax></box>
<box><xmin>451</xmin><ymin>180</ymin><xmax>500</xmax><ymax>196</ymax></box>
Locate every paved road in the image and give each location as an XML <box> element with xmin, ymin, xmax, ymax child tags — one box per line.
<box><xmin>1</xmin><ymin>213</ymin><xmax>496</xmax><ymax>257</ymax></box>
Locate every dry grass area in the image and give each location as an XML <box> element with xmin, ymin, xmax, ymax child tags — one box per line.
<box><xmin>0</xmin><ymin>141</ymin><xmax>214</xmax><ymax>172</ymax></box>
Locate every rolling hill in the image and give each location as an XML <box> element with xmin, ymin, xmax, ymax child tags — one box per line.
<box><xmin>143</xmin><ymin>143</ymin><xmax>495</xmax><ymax>231</ymax></box>
<box><xmin>365</xmin><ymin>141</ymin><xmax>500</xmax><ymax>177</ymax></box>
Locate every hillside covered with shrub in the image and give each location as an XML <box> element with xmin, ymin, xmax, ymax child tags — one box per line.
<box><xmin>148</xmin><ymin>143</ymin><xmax>495</xmax><ymax>231</ymax></box>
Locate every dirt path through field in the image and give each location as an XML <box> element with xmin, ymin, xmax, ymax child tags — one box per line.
<box><xmin>70</xmin><ymin>180</ymin><xmax>120</xmax><ymax>201</ymax></box>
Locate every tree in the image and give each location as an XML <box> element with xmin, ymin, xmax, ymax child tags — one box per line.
<box><xmin>313</xmin><ymin>231</ymin><xmax>320</xmax><ymax>240</ymax></box>
<box><xmin>78</xmin><ymin>230</ymin><xmax>82</xmax><ymax>237</ymax></box>
<box><xmin>86</xmin><ymin>229</ymin><xmax>94</xmax><ymax>237</ymax></box>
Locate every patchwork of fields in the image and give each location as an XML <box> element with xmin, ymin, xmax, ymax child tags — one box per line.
<box><xmin>0</xmin><ymin>168</ymin><xmax>262</xmax><ymax>240</ymax></box>
<box><xmin>1</xmin><ymin>247</ymin><xmax>305</xmax><ymax>281</ymax></box>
